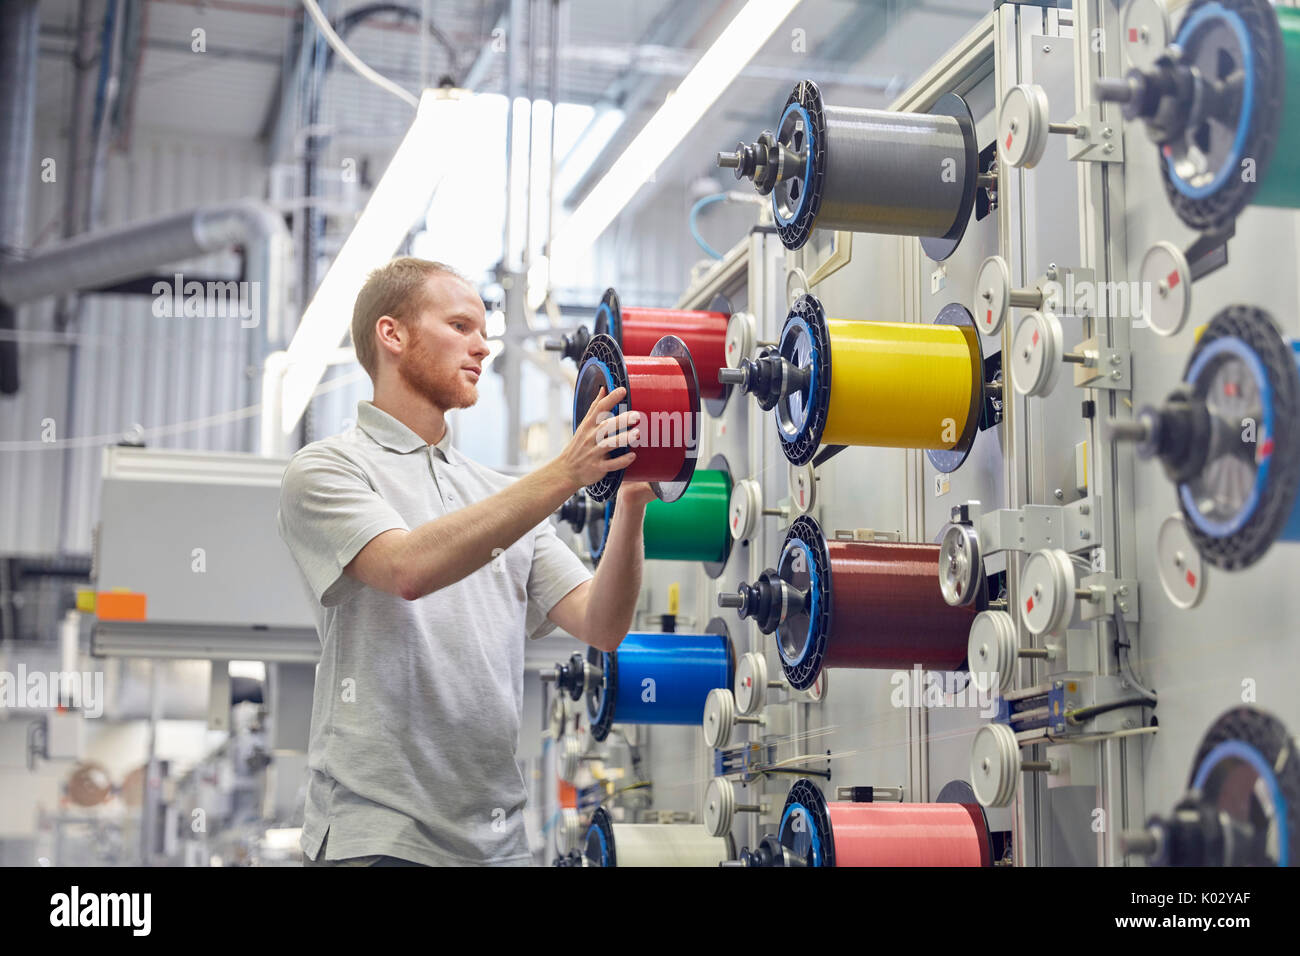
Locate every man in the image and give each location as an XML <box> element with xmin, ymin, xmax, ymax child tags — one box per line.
<box><xmin>278</xmin><ymin>256</ymin><xmax>652</xmax><ymax>866</ymax></box>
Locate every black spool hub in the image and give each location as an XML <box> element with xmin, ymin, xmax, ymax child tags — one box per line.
<box><xmin>557</xmin><ymin>493</ymin><xmax>588</xmax><ymax>533</ymax></box>
<box><xmin>1144</xmin><ymin>792</ymin><xmax>1259</xmax><ymax>865</ymax></box>
<box><xmin>918</xmin><ymin>92</ymin><xmax>980</xmax><ymax>263</ymax></box>
<box><xmin>554</xmin><ymin>652</ymin><xmax>587</xmax><ymax>702</ymax></box>
<box><xmin>1177</xmin><ymin>306</ymin><xmax>1300</xmax><ymax>569</ymax></box>
<box><xmin>1142</xmin><ymin>707</ymin><xmax>1300</xmax><ymax>865</ymax></box>
<box><xmin>585</xmin><ymin>644</ymin><xmax>617</xmax><ymax>742</ymax></box>
<box><xmin>776</xmin><ymin>295</ymin><xmax>833</xmax><ymax>467</ymax></box>
<box><xmin>582</xmin><ymin>806</ymin><xmax>617</xmax><ymax>867</ymax></box>
<box><xmin>778</xmin><ymin>778</ymin><xmax>836</xmax><ymax>867</ymax></box>
<box><xmin>774</xmin><ymin>80</ymin><xmax>827</xmax><ymax>250</ymax></box>
<box><xmin>732</xmin><ymin>347</ymin><xmax>789</xmax><ymax>411</ymax></box>
<box><xmin>556</xmin><ymin>325</ymin><xmax>592</xmax><ymax>364</ymax></box>
<box><xmin>1136</xmin><ymin>388</ymin><xmax>1213</xmax><ymax>484</ymax></box>
<box><xmin>647</xmin><ymin>334</ymin><xmax>702</xmax><ymax>504</ymax></box>
<box><xmin>728</xmin><ymin>568</ymin><xmax>792</xmax><ymax>634</ymax></box>
<box><xmin>703</xmin><ymin>454</ymin><xmax>735</xmax><ymax>580</ymax></box>
<box><xmin>739</xmin><ymin>833</ymin><xmax>806</xmax><ymax>867</ymax></box>
<box><xmin>573</xmin><ymin>333</ymin><xmax>630</xmax><ymax>503</ymax></box>
<box><xmin>778</xmin><ymin>516</ymin><xmax>833</xmax><ymax>692</ymax></box>
<box><xmin>1154</xmin><ymin>0</ymin><xmax>1285</xmax><ymax>231</ymax></box>
<box><xmin>926</xmin><ymin>303</ymin><xmax>989</xmax><ymax>474</ymax></box>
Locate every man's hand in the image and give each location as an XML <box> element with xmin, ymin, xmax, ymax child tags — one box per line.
<box><xmin>617</xmin><ymin>481</ymin><xmax>657</xmax><ymax>509</ymax></box>
<box><xmin>556</xmin><ymin>386</ymin><xmax>641</xmax><ymax>491</ymax></box>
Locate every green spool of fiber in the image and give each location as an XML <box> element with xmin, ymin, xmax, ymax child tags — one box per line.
<box><xmin>555</xmin><ymin>454</ymin><xmax>734</xmax><ymax>578</ymax></box>
<box><xmin>1097</xmin><ymin>0</ymin><xmax>1300</xmax><ymax>229</ymax></box>
<box><xmin>644</xmin><ymin>464</ymin><xmax>731</xmax><ymax>566</ymax></box>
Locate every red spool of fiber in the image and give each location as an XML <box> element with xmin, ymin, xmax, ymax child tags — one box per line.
<box><xmin>552</xmin><ymin>289</ymin><xmax>734</xmax><ymax>415</ymax></box>
<box><xmin>598</xmin><ymin>290</ymin><xmax>729</xmax><ymax>405</ymax></box>
<box><xmin>821</xmin><ymin>539</ymin><xmax>973</xmax><ymax>671</ymax></box>
<box><xmin>572</xmin><ymin>333</ymin><xmax>701</xmax><ymax>503</ymax></box>
<box><xmin>720</xmin><ymin>516</ymin><xmax>977</xmax><ymax>690</ymax></box>
<box><xmin>828</xmin><ymin>802</ymin><xmax>990</xmax><ymax>866</ymax></box>
<box><xmin>763</xmin><ymin>779</ymin><xmax>992</xmax><ymax>867</ymax></box>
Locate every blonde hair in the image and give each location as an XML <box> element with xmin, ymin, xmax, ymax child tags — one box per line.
<box><xmin>350</xmin><ymin>257</ymin><xmax>469</xmax><ymax>379</ymax></box>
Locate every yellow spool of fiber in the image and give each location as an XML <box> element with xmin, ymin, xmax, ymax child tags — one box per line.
<box><xmin>823</xmin><ymin>319</ymin><xmax>974</xmax><ymax>449</ymax></box>
<box><xmin>765</xmin><ymin>296</ymin><xmax>992</xmax><ymax>471</ymax></box>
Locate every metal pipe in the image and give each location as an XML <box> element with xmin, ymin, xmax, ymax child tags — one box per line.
<box><xmin>87</xmin><ymin>0</ymin><xmax>126</xmax><ymax>232</ymax></box>
<box><xmin>0</xmin><ymin>0</ymin><xmax>40</xmax><ymax>394</ymax></box>
<box><xmin>0</xmin><ymin>201</ymin><xmax>289</xmax><ymax>329</ymax></box>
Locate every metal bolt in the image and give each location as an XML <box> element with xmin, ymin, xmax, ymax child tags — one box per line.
<box><xmin>1118</xmin><ymin>601</ymin><xmax>1129</xmax><ymax>613</ymax></box>
<box><xmin>1110</xmin><ymin>369</ymin><xmax>1122</xmax><ymax>380</ymax></box>
<box><xmin>1043</xmin><ymin>44</ymin><xmax>1052</xmax><ymax>53</ymax></box>
<box><xmin>1103</xmin><ymin>143</ymin><xmax>1115</xmax><ymax>154</ymax></box>
<box><xmin>1102</xmin><ymin>127</ymin><xmax>1113</xmax><ymax>139</ymax></box>
<box><xmin>1054</xmin><ymin>488</ymin><xmax>1064</xmax><ymax>500</ymax></box>
<box><xmin>1110</xmin><ymin>353</ymin><xmax>1122</xmax><ymax>366</ymax></box>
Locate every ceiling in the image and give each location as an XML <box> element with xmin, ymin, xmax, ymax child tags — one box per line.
<box><xmin>34</xmin><ymin>0</ymin><xmax>988</xmax><ymax>194</ymax></box>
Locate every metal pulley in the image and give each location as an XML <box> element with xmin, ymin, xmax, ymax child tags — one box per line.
<box><xmin>702</xmin><ymin>687</ymin><xmax>764</xmax><ymax>749</ymax></box>
<box><xmin>969</xmin><ymin>722</ymin><xmax>1060</xmax><ymax>808</ymax></box>
<box><xmin>1018</xmin><ymin>548</ymin><xmax>1096</xmax><ymax>636</ymax></box>
<box><xmin>727</xmin><ymin>478</ymin><xmax>788</xmax><ymax>542</ymax></box>
<box><xmin>702</xmin><ymin>776</ymin><xmax>763</xmax><ymax>838</ymax></box>
<box><xmin>966</xmin><ymin>610</ymin><xmax>1052</xmax><ymax>695</ymax></box>
<box><xmin>557</xmin><ymin>733</ymin><xmax>602</xmax><ymax>784</ymax></box>
<box><xmin>1138</xmin><ymin>241</ymin><xmax>1192</xmax><ymax>337</ymax></box>
<box><xmin>1155</xmin><ymin>513</ymin><xmax>1207</xmax><ymax>610</ymax></box>
<box><xmin>972</xmin><ymin>255</ymin><xmax>1063</xmax><ymax>337</ymax></box>
<box><xmin>734</xmin><ymin>651</ymin><xmax>785</xmax><ymax>716</ymax></box>
<box><xmin>938</xmin><ymin>520</ymin><xmax>984</xmax><ymax>607</ymax></box>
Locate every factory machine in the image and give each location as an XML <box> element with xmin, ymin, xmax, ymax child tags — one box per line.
<box><xmin>543</xmin><ymin>0</ymin><xmax>1300</xmax><ymax>867</ymax></box>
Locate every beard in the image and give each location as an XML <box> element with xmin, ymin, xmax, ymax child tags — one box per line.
<box><xmin>397</xmin><ymin>323</ymin><xmax>480</xmax><ymax>410</ymax></box>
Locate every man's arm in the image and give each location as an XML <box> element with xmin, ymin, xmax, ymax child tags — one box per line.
<box><xmin>347</xmin><ymin>387</ymin><xmax>640</xmax><ymax>601</ymax></box>
<box><xmin>547</xmin><ymin>483</ymin><xmax>655</xmax><ymax>652</ymax></box>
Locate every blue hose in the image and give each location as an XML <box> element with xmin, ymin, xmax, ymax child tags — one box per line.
<box><xmin>689</xmin><ymin>194</ymin><xmax>729</xmax><ymax>259</ymax></box>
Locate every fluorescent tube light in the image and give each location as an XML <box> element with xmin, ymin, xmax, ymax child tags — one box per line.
<box><xmin>535</xmin><ymin>0</ymin><xmax>802</xmax><ymax>304</ymax></box>
<box><xmin>280</xmin><ymin>87</ymin><xmax>469</xmax><ymax>434</ymax></box>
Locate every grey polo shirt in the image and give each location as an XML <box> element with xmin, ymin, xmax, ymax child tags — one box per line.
<box><xmin>277</xmin><ymin>400</ymin><xmax>591</xmax><ymax>866</ymax></box>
